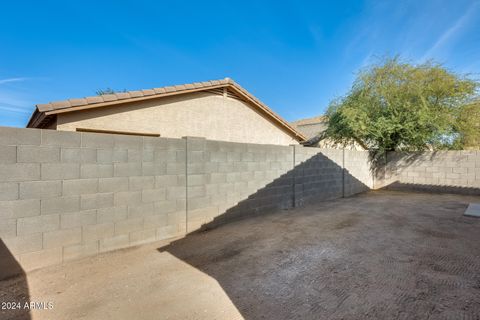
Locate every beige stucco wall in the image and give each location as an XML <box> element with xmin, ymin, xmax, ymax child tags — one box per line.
<box><xmin>56</xmin><ymin>92</ymin><xmax>298</xmax><ymax>145</ymax></box>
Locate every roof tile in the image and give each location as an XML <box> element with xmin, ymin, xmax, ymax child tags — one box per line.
<box><xmin>37</xmin><ymin>103</ymin><xmax>53</xmax><ymax>112</ymax></box>
<box><xmin>291</xmin><ymin>116</ymin><xmax>327</xmax><ymax>126</ymax></box>
<box><xmin>51</xmin><ymin>101</ymin><xmax>71</xmax><ymax>109</ymax></box>
<box><xmin>153</xmin><ymin>87</ymin><xmax>166</xmax><ymax>94</ymax></box>
<box><xmin>174</xmin><ymin>85</ymin><xmax>186</xmax><ymax>91</ymax></box>
<box><xmin>86</xmin><ymin>96</ymin><xmax>104</xmax><ymax>104</ymax></box>
<box><xmin>69</xmin><ymin>98</ymin><xmax>88</xmax><ymax>107</ymax></box>
<box><xmin>101</xmin><ymin>94</ymin><xmax>117</xmax><ymax>102</ymax></box>
<box><xmin>29</xmin><ymin>78</ymin><xmax>306</xmax><ymax>141</ymax></box>
<box><xmin>141</xmin><ymin>89</ymin><xmax>155</xmax><ymax>96</ymax></box>
<box><xmin>128</xmin><ymin>91</ymin><xmax>143</xmax><ymax>98</ymax></box>
<box><xmin>164</xmin><ymin>86</ymin><xmax>176</xmax><ymax>93</ymax></box>
<box><xmin>115</xmin><ymin>92</ymin><xmax>131</xmax><ymax>100</ymax></box>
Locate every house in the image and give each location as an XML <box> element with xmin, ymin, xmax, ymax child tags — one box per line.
<box><xmin>291</xmin><ymin>115</ymin><xmax>365</xmax><ymax>150</ymax></box>
<box><xmin>27</xmin><ymin>78</ymin><xmax>306</xmax><ymax>146</ymax></box>
<box><xmin>290</xmin><ymin>116</ymin><xmax>328</xmax><ymax>146</ymax></box>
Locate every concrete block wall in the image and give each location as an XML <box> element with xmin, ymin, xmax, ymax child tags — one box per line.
<box><xmin>344</xmin><ymin>150</ymin><xmax>374</xmax><ymax>196</ymax></box>
<box><xmin>293</xmin><ymin>147</ymin><xmax>343</xmax><ymax>206</ymax></box>
<box><xmin>0</xmin><ymin>127</ymin><xmax>186</xmax><ymax>274</ymax></box>
<box><xmin>375</xmin><ymin>151</ymin><xmax>480</xmax><ymax>194</ymax></box>
<box><xmin>192</xmin><ymin>142</ymin><xmax>372</xmax><ymax>228</ymax></box>
<box><xmin>186</xmin><ymin>138</ymin><xmax>294</xmax><ymax>230</ymax></box>
<box><xmin>293</xmin><ymin>147</ymin><xmax>372</xmax><ymax>205</ymax></box>
<box><xmin>0</xmin><ymin>127</ymin><xmax>373</xmax><ymax>273</ymax></box>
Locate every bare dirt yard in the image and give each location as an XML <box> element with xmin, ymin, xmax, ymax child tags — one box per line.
<box><xmin>2</xmin><ymin>190</ymin><xmax>480</xmax><ymax>320</ymax></box>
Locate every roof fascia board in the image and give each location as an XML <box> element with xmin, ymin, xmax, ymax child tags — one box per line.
<box><xmin>35</xmin><ymin>81</ymin><xmax>306</xmax><ymax>142</ymax></box>
<box><xmin>44</xmin><ymin>84</ymin><xmax>229</xmax><ymax>116</ymax></box>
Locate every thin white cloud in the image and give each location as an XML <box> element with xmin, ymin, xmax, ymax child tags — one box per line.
<box><xmin>0</xmin><ymin>105</ymin><xmax>31</xmax><ymax>114</ymax></box>
<box><xmin>0</xmin><ymin>77</ymin><xmax>39</xmax><ymax>115</ymax></box>
<box><xmin>0</xmin><ymin>89</ymin><xmax>33</xmax><ymax>116</ymax></box>
<box><xmin>0</xmin><ymin>91</ymin><xmax>30</xmax><ymax>107</ymax></box>
<box><xmin>421</xmin><ymin>1</ymin><xmax>479</xmax><ymax>61</ymax></box>
<box><xmin>0</xmin><ymin>77</ymin><xmax>29</xmax><ymax>85</ymax></box>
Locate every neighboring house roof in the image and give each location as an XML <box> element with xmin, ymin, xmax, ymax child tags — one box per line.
<box><xmin>291</xmin><ymin>115</ymin><xmax>368</xmax><ymax>149</ymax></box>
<box><xmin>291</xmin><ymin>116</ymin><xmax>328</xmax><ymax>143</ymax></box>
<box><xmin>27</xmin><ymin>78</ymin><xmax>306</xmax><ymax>142</ymax></box>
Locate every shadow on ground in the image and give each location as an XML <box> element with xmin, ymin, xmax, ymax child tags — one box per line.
<box><xmin>159</xmin><ymin>190</ymin><xmax>480</xmax><ymax>319</ymax></box>
<box><xmin>0</xmin><ymin>240</ymin><xmax>30</xmax><ymax>320</ymax></box>
<box><xmin>159</xmin><ymin>151</ymin><xmax>372</xmax><ymax>319</ymax></box>
<box><xmin>383</xmin><ymin>181</ymin><xmax>480</xmax><ymax>195</ymax></box>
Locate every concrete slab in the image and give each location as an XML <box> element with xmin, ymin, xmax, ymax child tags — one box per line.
<box><xmin>464</xmin><ymin>203</ymin><xmax>480</xmax><ymax>217</ymax></box>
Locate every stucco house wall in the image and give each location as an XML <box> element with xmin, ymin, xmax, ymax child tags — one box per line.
<box><xmin>53</xmin><ymin>92</ymin><xmax>298</xmax><ymax>146</ymax></box>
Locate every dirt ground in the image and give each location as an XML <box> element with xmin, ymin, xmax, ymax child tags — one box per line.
<box><xmin>1</xmin><ymin>190</ymin><xmax>480</xmax><ymax>320</ymax></box>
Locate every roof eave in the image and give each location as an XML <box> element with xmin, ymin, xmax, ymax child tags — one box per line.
<box><xmin>43</xmin><ymin>83</ymin><xmax>230</xmax><ymax>116</ymax></box>
<box><xmin>27</xmin><ymin>108</ymin><xmax>44</xmax><ymax>128</ymax></box>
<box><xmin>30</xmin><ymin>79</ymin><xmax>307</xmax><ymax>142</ymax></box>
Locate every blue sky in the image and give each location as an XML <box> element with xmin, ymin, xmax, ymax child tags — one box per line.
<box><xmin>1</xmin><ymin>0</ymin><xmax>479</xmax><ymax>127</ymax></box>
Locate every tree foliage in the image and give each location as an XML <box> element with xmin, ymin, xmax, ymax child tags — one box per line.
<box><xmin>453</xmin><ymin>100</ymin><xmax>480</xmax><ymax>149</ymax></box>
<box><xmin>324</xmin><ymin>57</ymin><xmax>479</xmax><ymax>152</ymax></box>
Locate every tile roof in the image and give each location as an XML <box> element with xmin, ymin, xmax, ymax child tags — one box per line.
<box><xmin>291</xmin><ymin>115</ymin><xmax>327</xmax><ymax>127</ymax></box>
<box><xmin>28</xmin><ymin>78</ymin><xmax>306</xmax><ymax>142</ymax></box>
<box><xmin>290</xmin><ymin>116</ymin><xmax>328</xmax><ymax>140</ymax></box>
<box><xmin>36</xmin><ymin>79</ymin><xmax>231</xmax><ymax>113</ymax></box>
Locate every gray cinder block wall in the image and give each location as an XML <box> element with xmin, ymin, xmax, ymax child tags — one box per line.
<box><xmin>190</xmin><ymin>142</ymin><xmax>373</xmax><ymax>229</ymax></box>
<box><xmin>0</xmin><ymin>127</ymin><xmax>186</xmax><ymax>273</ymax></box>
<box><xmin>374</xmin><ymin>151</ymin><xmax>480</xmax><ymax>193</ymax></box>
<box><xmin>185</xmin><ymin>138</ymin><xmax>294</xmax><ymax>231</ymax></box>
<box><xmin>0</xmin><ymin>127</ymin><xmax>372</xmax><ymax>273</ymax></box>
<box><xmin>344</xmin><ymin>150</ymin><xmax>374</xmax><ymax>196</ymax></box>
<box><xmin>294</xmin><ymin>147</ymin><xmax>343</xmax><ymax>205</ymax></box>
<box><xmin>293</xmin><ymin>147</ymin><xmax>373</xmax><ymax>205</ymax></box>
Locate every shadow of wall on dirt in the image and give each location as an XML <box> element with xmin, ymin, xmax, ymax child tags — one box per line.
<box><xmin>382</xmin><ymin>181</ymin><xmax>480</xmax><ymax>195</ymax></box>
<box><xmin>0</xmin><ymin>239</ymin><xmax>31</xmax><ymax>320</ymax></box>
<box><xmin>158</xmin><ymin>153</ymin><xmax>368</xmax><ymax>319</ymax></box>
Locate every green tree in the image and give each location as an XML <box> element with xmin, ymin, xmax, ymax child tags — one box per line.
<box><xmin>453</xmin><ymin>100</ymin><xmax>480</xmax><ymax>150</ymax></box>
<box><xmin>324</xmin><ymin>57</ymin><xmax>478</xmax><ymax>152</ymax></box>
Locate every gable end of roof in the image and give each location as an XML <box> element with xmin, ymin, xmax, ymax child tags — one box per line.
<box><xmin>27</xmin><ymin>78</ymin><xmax>306</xmax><ymax>142</ymax></box>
